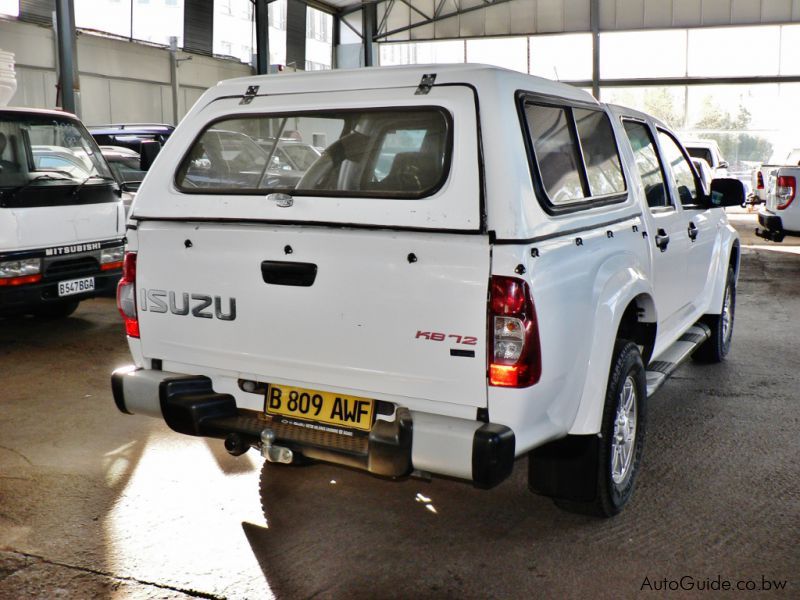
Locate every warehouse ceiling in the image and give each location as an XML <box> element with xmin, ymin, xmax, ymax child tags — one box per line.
<box><xmin>334</xmin><ymin>0</ymin><xmax>800</xmax><ymax>42</ymax></box>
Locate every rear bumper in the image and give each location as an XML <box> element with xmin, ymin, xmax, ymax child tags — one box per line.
<box><xmin>111</xmin><ymin>367</ymin><xmax>515</xmax><ymax>489</ymax></box>
<box><xmin>0</xmin><ymin>269</ymin><xmax>120</xmax><ymax>314</ymax></box>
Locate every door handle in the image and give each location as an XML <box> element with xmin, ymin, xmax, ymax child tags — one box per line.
<box><xmin>655</xmin><ymin>229</ymin><xmax>670</xmax><ymax>252</ymax></box>
<box><xmin>261</xmin><ymin>261</ymin><xmax>318</xmax><ymax>286</ymax></box>
<box><xmin>688</xmin><ymin>222</ymin><xmax>698</xmax><ymax>241</ymax></box>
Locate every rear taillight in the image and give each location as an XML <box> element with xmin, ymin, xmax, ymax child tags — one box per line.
<box><xmin>117</xmin><ymin>252</ymin><xmax>139</xmax><ymax>338</ymax></box>
<box><xmin>776</xmin><ymin>175</ymin><xmax>796</xmax><ymax>210</ymax></box>
<box><xmin>488</xmin><ymin>275</ymin><xmax>541</xmax><ymax>388</ymax></box>
<box><xmin>757</xmin><ymin>171</ymin><xmax>764</xmax><ymax>190</ymax></box>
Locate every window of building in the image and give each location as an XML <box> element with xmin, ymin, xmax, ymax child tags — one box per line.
<box><xmin>529</xmin><ymin>33</ymin><xmax>592</xmax><ymax>81</ymax></box>
<box><xmin>0</xmin><ymin>0</ymin><xmax>19</xmax><ymax>17</ymax></box>
<box><xmin>305</xmin><ymin>7</ymin><xmax>332</xmax><ymax>70</ymax></box>
<box><xmin>213</xmin><ymin>0</ymin><xmax>254</xmax><ymax>63</ymax></box>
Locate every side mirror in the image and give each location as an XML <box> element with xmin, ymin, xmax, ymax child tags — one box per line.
<box><xmin>707</xmin><ymin>178</ymin><xmax>745</xmax><ymax>208</ymax></box>
<box><xmin>139</xmin><ymin>140</ymin><xmax>162</xmax><ymax>171</ymax></box>
<box><xmin>718</xmin><ymin>160</ymin><xmax>729</xmax><ymax>170</ymax></box>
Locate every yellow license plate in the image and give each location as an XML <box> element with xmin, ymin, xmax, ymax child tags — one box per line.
<box><xmin>265</xmin><ymin>384</ymin><xmax>374</xmax><ymax>432</ymax></box>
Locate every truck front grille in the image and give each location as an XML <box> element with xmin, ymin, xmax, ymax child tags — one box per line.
<box><xmin>44</xmin><ymin>256</ymin><xmax>100</xmax><ymax>280</ymax></box>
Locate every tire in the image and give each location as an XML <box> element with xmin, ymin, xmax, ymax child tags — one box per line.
<box><xmin>554</xmin><ymin>340</ymin><xmax>647</xmax><ymax>517</ymax></box>
<box><xmin>33</xmin><ymin>299</ymin><xmax>80</xmax><ymax>319</ymax></box>
<box><xmin>692</xmin><ymin>266</ymin><xmax>736</xmax><ymax>364</ymax></box>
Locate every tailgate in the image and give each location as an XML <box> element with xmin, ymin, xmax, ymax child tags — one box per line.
<box><xmin>136</xmin><ymin>222</ymin><xmax>490</xmax><ymax>408</ymax></box>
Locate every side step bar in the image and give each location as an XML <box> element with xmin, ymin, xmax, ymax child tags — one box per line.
<box><xmin>645</xmin><ymin>323</ymin><xmax>711</xmax><ymax>397</ymax></box>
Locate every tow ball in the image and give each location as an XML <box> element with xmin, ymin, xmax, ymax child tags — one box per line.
<box><xmin>260</xmin><ymin>429</ymin><xmax>294</xmax><ymax>464</ymax></box>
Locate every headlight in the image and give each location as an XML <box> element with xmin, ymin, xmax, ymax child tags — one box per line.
<box><xmin>101</xmin><ymin>245</ymin><xmax>125</xmax><ymax>264</ymax></box>
<box><xmin>0</xmin><ymin>258</ymin><xmax>42</xmax><ymax>286</ymax></box>
<box><xmin>100</xmin><ymin>245</ymin><xmax>125</xmax><ymax>268</ymax></box>
<box><xmin>0</xmin><ymin>258</ymin><xmax>41</xmax><ymax>278</ymax></box>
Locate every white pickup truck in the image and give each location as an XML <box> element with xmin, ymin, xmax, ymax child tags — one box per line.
<box><xmin>750</xmin><ymin>149</ymin><xmax>800</xmax><ymax>206</ymax></box>
<box><xmin>757</xmin><ymin>165</ymin><xmax>799</xmax><ymax>241</ymax></box>
<box><xmin>110</xmin><ymin>65</ymin><xmax>743</xmax><ymax>517</ymax></box>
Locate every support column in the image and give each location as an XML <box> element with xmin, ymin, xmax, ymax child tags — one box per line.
<box><xmin>169</xmin><ymin>37</ymin><xmax>180</xmax><ymax>125</ymax></box>
<box><xmin>590</xmin><ymin>0</ymin><xmax>600</xmax><ymax>99</ymax></box>
<box><xmin>286</xmin><ymin>0</ymin><xmax>307</xmax><ymax>70</ymax></box>
<box><xmin>362</xmin><ymin>1</ymin><xmax>377</xmax><ymax>67</ymax></box>
<box><xmin>332</xmin><ymin>13</ymin><xmax>340</xmax><ymax>69</ymax></box>
<box><xmin>255</xmin><ymin>0</ymin><xmax>270</xmax><ymax>74</ymax></box>
<box><xmin>55</xmin><ymin>0</ymin><xmax>80</xmax><ymax>115</ymax></box>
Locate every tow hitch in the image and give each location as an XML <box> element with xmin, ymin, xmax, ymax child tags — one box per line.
<box><xmin>260</xmin><ymin>428</ymin><xmax>294</xmax><ymax>464</ymax></box>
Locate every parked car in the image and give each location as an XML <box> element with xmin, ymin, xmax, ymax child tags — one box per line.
<box><xmin>691</xmin><ymin>157</ymin><xmax>713</xmax><ymax>195</ymax></box>
<box><xmin>88</xmin><ymin>123</ymin><xmax>174</xmax><ymax>154</ymax></box>
<box><xmin>756</xmin><ymin>166</ymin><xmax>798</xmax><ymax>242</ymax></box>
<box><xmin>684</xmin><ymin>139</ymin><xmax>729</xmax><ymax>178</ymax></box>
<box><xmin>100</xmin><ymin>145</ymin><xmax>145</xmax><ymax>212</ymax></box>
<box><xmin>110</xmin><ymin>65</ymin><xmax>743</xmax><ymax>518</ymax></box>
<box><xmin>750</xmin><ymin>149</ymin><xmax>800</xmax><ymax>205</ymax></box>
<box><xmin>0</xmin><ymin>107</ymin><xmax>125</xmax><ymax>318</ymax></box>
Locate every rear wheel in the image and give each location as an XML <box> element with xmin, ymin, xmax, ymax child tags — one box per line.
<box><xmin>33</xmin><ymin>300</ymin><xmax>80</xmax><ymax>319</ymax></box>
<box><xmin>553</xmin><ymin>340</ymin><xmax>647</xmax><ymax>517</ymax></box>
<box><xmin>692</xmin><ymin>266</ymin><xmax>736</xmax><ymax>363</ymax></box>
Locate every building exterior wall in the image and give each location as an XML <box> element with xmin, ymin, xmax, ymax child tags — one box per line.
<box><xmin>0</xmin><ymin>18</ymin><xmax>251</xmax><ymax>124</ymax></box>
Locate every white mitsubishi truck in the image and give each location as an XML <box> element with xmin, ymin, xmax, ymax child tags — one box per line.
<box><xmin>1</xmin><ymin>108</ymin><xmax>126</xmax><ymax>317</ymax></box>
<box><xmin>111</xmin><ymin>65</ymin><xmax>743</xmax><ymax>517</ymax></box>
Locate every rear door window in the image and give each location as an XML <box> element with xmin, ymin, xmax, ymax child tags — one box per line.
<box><xmin>622</xmin><ymin>120</ymin><xmax>671</xmax><ymax>209</ymax></box>
<box><xmin>521</xmin><ymin>99</ymin><xmax>627</xmax><ymax>212</ymax></box>
<box><xmin>175</xmin><ymin>108</ymin><xmax>451</xmax><ymax>199</ymax></box>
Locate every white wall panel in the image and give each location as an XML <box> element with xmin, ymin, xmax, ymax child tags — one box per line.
<box><xmin>615</xmin><ymin>0</ymin><xmax>645</xmax><ymax>29</ymax></box>
<box><xmin>509</xmin><ymin>1</ymin><xmax>537</xmax><ymax>35</ymax></box>
<box><xmin>435</xmin><ymin>13</ymin><xmax>461</xmax><ymax>38</ymax></box>
<box><xmin>372</xmin><ymin>0</ymin><xmax>800</xmax><ymax>40</ymax></box>
<box><xmin>9</xmin><ymin>67</ymin><xmax>57</xmax><ymax>108</ymax></box>
<box><xmin>1</xmin><ymin>17</ymin><xmax>249</xmax><ymax>123</ymax></box>
<box><xmin>644</xmin><ymin>0</ymin><xmax>672</xmax><ymax>28</ymax></box>
<box><xmin>460</xmin><ymin>9</ymin><xmax>486</xmax><ymax>36</ymax></box>
<box><xmin>564</xmin><ymin>0</ymin><xmax>591</xmax><ymax>31</ymax></box>
<box><xmin>731</xmin><ymin>0</ymin><xmax>761</xmax><ymax>22</ymax></box>
<box><xmin>702</xmin><ymin>0</ymin><xmax>732</xmax><ymax>25</ymax></box>
<box><xmin>672</xmin><ymin>0</ymin><xmax>702</xmax><ymax>26</ymax></box>
<box><xmin>763</xmin><ymin>0</ymin><xmax>793</xmax><ymax>21</ymax></box>
<box><xmin>485</xmin><ymin>3</ymin><xmax>512</xmax><ymax>36</ymax></box>
<box><xmin>536</xmin><ymin>0</ymin><xmax>565</xmax><ymax>32</ymax></box>
<box><xmin>79</xmin><ymin>76</ymin><xmax>112</xmax><ymax>126</ymax></box>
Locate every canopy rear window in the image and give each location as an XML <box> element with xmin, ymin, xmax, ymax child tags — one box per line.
<box><xmin>175</xmin><ymin>108</ymin><xmax>452</xmax><ymax>199</ymax></box>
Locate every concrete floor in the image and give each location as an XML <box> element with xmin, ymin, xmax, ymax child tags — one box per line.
<box><xmin>0</xmin><ymin>214</ymin><xmax>798</xmax><ymax>599</ymax></box>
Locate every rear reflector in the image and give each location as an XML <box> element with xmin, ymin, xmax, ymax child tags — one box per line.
<box><xmin>488</xmin><ymin>276</ymin><xmax>541</xmax><ymax>388</ymax></box>
<box><xmin>776</xmin><ymin>175</ymin><xmax>796</xmax><ymax>210</ymax></box>
<box><xmin>117</xmin><ymin>252</ymin><xmax>139</xmax><ymax>338</ymax></box>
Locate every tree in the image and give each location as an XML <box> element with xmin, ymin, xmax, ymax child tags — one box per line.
<box><xmin>692</xmin><ymin>98</ymin><xmax>773</xmax><ymax>163</ymax></box>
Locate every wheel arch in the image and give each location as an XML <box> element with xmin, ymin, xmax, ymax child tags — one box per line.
<box><xmin>708</xmin><ymin>232</ymin><xmax>741</xmax><ymax>315</ymax></box>
<box><xmin>567</xmin><ymin>257</ymin><xmax>656</xmax><ymax>436</ymax></box>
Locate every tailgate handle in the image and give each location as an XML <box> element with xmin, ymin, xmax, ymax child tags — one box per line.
<box><xmin>261</xmin><ymin>261</ymin><xmax>318</xmax><ymax>287</ymax></box>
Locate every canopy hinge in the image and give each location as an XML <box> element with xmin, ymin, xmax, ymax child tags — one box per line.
<box><xmin>240</xmin><ymin>85</ymin><xmax>259</xmax><ymax>105</ymax></box>
<box><xmin>415</xmin><ymin>73</ymin><xmax>436</xmax><ymax>95</ymax></box>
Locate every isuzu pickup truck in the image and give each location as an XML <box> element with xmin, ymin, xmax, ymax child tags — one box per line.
<box><xmin>111</xmin><ymin>65</ymin><xmax>743</xmax><ymax>517</ymax></box>
<box><xmin>757</xmin><ymin>165</ymin><xmax>799</xmax><ymax>241</ymax></box>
